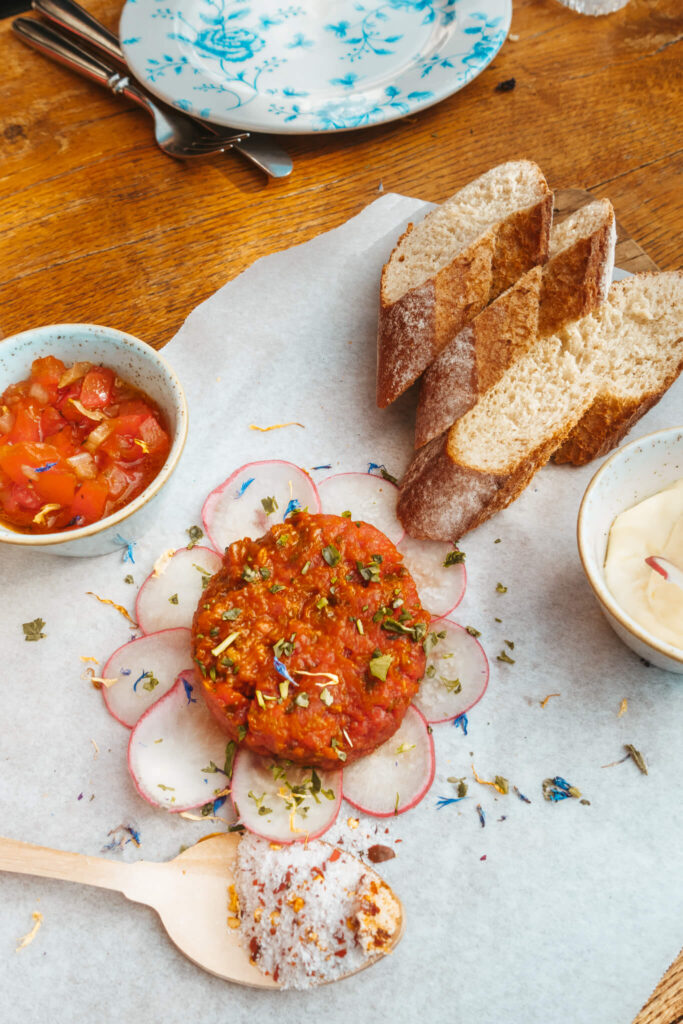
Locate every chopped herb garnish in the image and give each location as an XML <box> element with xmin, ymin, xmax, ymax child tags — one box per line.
<box><xmin>168</xmin><ymin>593</ymin><xmax>179</xmax><ymax>605</ymax></box>
<box><xmin>277</xmin><ymin>533</ymin><xmax>290</xmax><ymax>547</ymax></box>
<box><xmin>425</xmin><ymin>664</ymin><xmax>436</xmax><ymax>678</ymax></box>
<box><xmin>322</xmin><ymin>544</ymin><xmax>340</xmax><ymax>567</ymax></box>
<box><xmin>496</xmin><ymin>582</ymin><xmax>508</xmax><ymax>594</ymax></box>
<box><xmin>124</xmin><ymin>575</ymin><xmax>134</xmax><ymax>584</ymax></box>
<box><xmin>273</xmin><ymin>637</ymin><xmax>295</xmax><ymax>658</ymax></box>
<box><xmin>22</xmin><ymin>618</ymin><xmax>46</xmax><ymax>642</ymax></box>
<box><xmin>259</xmin><ymin>567</ymin><xmax>271</xmax><ymax>580</ymax></box>
<box><xmin>320</xmin><ymin>687</ymin><xmax>333</xmax><ymax>707</ymax></box>
<box><xmin>269</xmin><ymin>583</ymin><xmax>285</xmax><ymax>593</ymax></box>
<box><xmin>505</xmin><ymin>639</ymin><xmax>515</xmax><ymax>650</ymax></box>
<box><xmin>369</xmin><ymin>653</ymin><xmax>393</xmax><ymax>681</ymax></box>
<box><xmin>301</xmin><ymin>560</ymin><xmax>311</xmax><ymax>575</ymax></box>
<box><xmin>440</xmin><ymin>676</ymin><xmax>462</xmax><ymax>694</ymax></box>
<box><xmin>201</xmin><ymin>761</ymin><xmax>219</xmax><ymax>774</ymax></box>
<box><xmin>237</xmin><ymin>725</ymin><xmax>247</xmax><ymax>742</ymax></box>
<box><xmin>294</xmin><ymin>692</ymin><xmax>309</xmax><ymax>708</ymax></box>
<box><xmin>186</xmin><ymin>525</ymin><xmax>203</xmax><ymax>549</ymax></box>
<box><xmin>497</xmin><ymin>650</ymin><xmax>515</xmax><ymax>664</ymax></box>
<box><xmin>261</xmin><ymin>496</ymin><xmax>278</xmax><ymax>516</ymax></box>
<box><xmin>542</xmin><ymin>776</ymin><xmax>582</xmax><ymax>802</ymax></box>
<box><xmin>241</xmin><ymin>566</ymin><xmax>260</xmax><ymax>583</ymax></box>
<box><xmin>142</xmin><ymin>673</ymin><xmax>159</xmax><ymax>693</ymax></box>
<box><xmin>341</xmin><ymin>510</ymin><xmax>352</xmax><ymax>518</ymax></box>
<box><xmin>222</xmin><ymin>608</ymin><xmax>242</xmax><ymax>620</ymax></box>
<box><xmin>157</xmin><ymin>784</ymin><xmax>175</xmax><ymax>792</ymax></box>
<box><xmin>255</xmin><ymin>690</ymin><xmax>266</xmax><ymax>709</ymax></box>
<box><xmin>316</xmin><ymin>596</ymin><xmax>329</xmax><ymax>610</ymax></box>
<box><xmin>224</xmin><ymin>741</ymin><xmax>237</xmax><ymax>778</ymax></box>
<box><xmin>443</xmin><ymin>549</ymin><xmax>466</xmax><ymax>566</ymax></box>
<box><xmin>447</xmin><ymin>777</ymin><xmax>468</xmax><ymax>798</ymax></box>
<box><xmin>624</xmin><ymin>744</ymin><xmax>648</xmax><ymax>775</ymax></box>
<box><xmin>494</xmin><ymin>775</ymin><xmax>509</xmax><ymax>794</ymax></box>
<box><xmin>466</xmin><ymin>626</ymin><xmax>481</xmax><ymax>638</ymax></box>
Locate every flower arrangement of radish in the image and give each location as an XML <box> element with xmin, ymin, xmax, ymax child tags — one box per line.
<box><xmin>101</xmin><ymin>461</ymin><xmax>488</xmax><ymax>842</ymax></box>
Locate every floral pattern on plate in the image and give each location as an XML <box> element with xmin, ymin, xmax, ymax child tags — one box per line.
<box><xmin>120</xmin><ymin>0</ymin><xmax>511</xmax><ymax>133</ymax></box>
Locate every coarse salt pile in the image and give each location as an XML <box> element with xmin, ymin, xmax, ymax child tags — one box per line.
<box><xmin>233</xmin><ymin>833</ymin><xmax>401</xmax><ymax>990</ymax></box>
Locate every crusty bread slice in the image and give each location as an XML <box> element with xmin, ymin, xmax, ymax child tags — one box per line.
<box><xmin>538</xmin><ymin>197</ymin><xmax>616</xmax><ymax>337</ymax></box>
<box><xmin>414</xmin><ymin>267</ymin><xmax>542</xmax><ymax>448</ymax></box>
<box><xmin>397</xmin><ymin>272</ymin><xmax>683</xmax><ymax>541</ymax></box>
<box><xmin>555</xmin><ymin>269</ymin><xmax>683</xmax><ymax>464</ymax></box>
<box><xmin>413</xmin><ymin>199</ymin><xmax>615</xmax><ymax>449</ymax></box>
<box><xmin>377</xmin><ymin>161</ymin><xmax>552</xmax><ymax>408</ymax></box>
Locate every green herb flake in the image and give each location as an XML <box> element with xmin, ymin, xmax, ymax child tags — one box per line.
<box><xmin>202</xmin><ymin>761</ymin><xmax>219</xmax><ymax>774</ymax></box>
<box><xmin>241</xmin><ymin>566</ymin><xmax>260</xmax><ymax>583</ymax></box>
<box><xmin>186</xmin><ymin>525</ymin><xmax>203</xmax><ymax>550</ymax></box>
<box><xmin>466</xmin><ymin>626</ymin><xmax>481</xmax><ymax>638</ymax></box>
<box><xmin>224</xmin><ymin>741</ymin><xmax>237</xmax><ymax>778</ymax></box>
<box><xmin>142</xmin><ymin>673</ymin><xmax>159</xmax><ymax>692</ymax></box>
<box><xmin>494</xmin><ymin>775</ymin><xmax>509</xmax><ymax>794</ymax></box>
<box><xmin>440</xmin><ymin>677</ymin><xmax>462</xmax><ymax>694</ymax></box>
<box><xmin>316</xmin><ymin>596</ymin><xmax>329</xmax><ymax>610</ymax></box>
<box><xmin>168</xmin><ymin>593</ymin><xmax>179</xmax><ymax>605</ymax></box>
<box><xmin>447</xmin><ymin>777</ymin><xmax>468</xmax><ymax>798</ymax></box>
<box><xmin>369</xmin><ymin>653</ymin><xmax>393</xmax><ymax>681</ymax></box>
<box><xmin>157</xmin><ymin>784</ymin><xmax>175</xmax><ymax>792</ymax></box>
<box><xmin>443</xmin><ymin>549</ymin><xmax>466</xmax><ymax>567</ymax></box>
<box><xmin>22</xmin><ymin>618</ymin><xmax>46</xmax><ymax>642</ymax></box>
<box><xmin>273</xmin><ymin>637</ymin><xmax>295</xmax><ymax>658</ymax></box>
<box><xmin>222</xmin><ymin>608</ymin><xmax>242</xmax><ymax>621</ymax></box>
<box><xmin>270</xmin><ymin>584</ymin><xmax>285</xmax><ymax>594</ymax></box>
<box><xmin>426</xmin><ymin>664</ymin><xmax>436</xmax><ymax>678</ymax></box>
<box><xmin>341</xmin><ymin>510</ymin><xmax>352</xmax><ymax>518</ymax></box>
<box><xmin>261</xmin><ymin>496</ymin><xmax>278</xmax><ymax>516</ymax></box>
<box><xmin>277</xmin><ymin>533</ymin><xmax>290</xmax><ymax>548</ymax></box>
<box><xmin>124</xmin><ymin>575</ymin><xmax>134</xmax><ymax>585</ymax></box>
<box><xmin>505</xmin><ymin>639</ymin><xmax>515</xmax><ymax>650</ymax></box>
<box><xmin>259</xmin><ymin>567</ymin><xmax>271</xmax><ymax>580</ymax></box>
<box><xmin>301</xmin><ymin>560</ymin><xmax>311</xmax><ymax>575</ymax></box>
<box><xmin>394</xmin><ymin>792</ymin><xmax>400</xmax><ymax>814</ymax></box>
<box><xmin>320</xmin><ymin>687</ymin><xmax>333</xmax><ymax>707</ymax></box>
<box><xmin>380</xmin><ymin>467</ymin><xmax>399</xmax><ymax>485</ymax></box>
<box><xmin>624</xmin><ymin>744</ymin><xmax>648</xmax><ymax>775</ymax></box>
<box><xmin>295</xmin><ymin>692</ymin><xmax>310</xmax><ymax>708</ymax></box>
<box><xmin>255</xmin><ymin>690</ymin><xmax>266</xmax><ymax>709</ymax></box>
<box><xmin>322</xmin><ymin>544</ymin><xmax>341</xmax><ymax>567</ymax></box>
<box><xmin>497</xmin><ymin>650</ymin><xmax>515</xmax><ymax>664</ymax></box>
<box><xmin>237</xmin><ymin>725</ymin><xmax>247</xmax><ymax>742</ymax></box>
<box><xmin>496</xmin><ymin>582</ymin><xmax>508</xmax><ymax>594</ymax></box>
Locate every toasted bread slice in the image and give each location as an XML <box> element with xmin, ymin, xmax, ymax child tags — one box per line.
<box><xmin>414</xmin><ymin>267</ymin><xmax>542</xmax><ymax>448</ymax></box>
<box><xmin>413</xmin><ymin>199</ymin><xmax>616</xmax><ymax>449</ymax></box>
<box><xmin>376</xmin><ymin>161</ymin><xmax>552</xmax><ymax>408</ymax></box>
<box><xmin>397</xmin><ymin>272</ymin><xmax>683</xmax><ymax>541</ymax></box>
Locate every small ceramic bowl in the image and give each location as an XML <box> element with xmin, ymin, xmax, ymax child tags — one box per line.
<box><xmin>0</xmin><ymin>323</ymin><xmax>188</xmax><ymax>557</ymax></box>
<box><xmin>577</xmin><ymin>426</ymin><xmax>683</xmax><ymax>673</ymax></box>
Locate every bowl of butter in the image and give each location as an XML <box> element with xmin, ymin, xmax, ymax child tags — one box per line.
<box><xmin>577</xmin><ymin>426</ymin><xmax>683</xmax><ymax>673</ymax></box>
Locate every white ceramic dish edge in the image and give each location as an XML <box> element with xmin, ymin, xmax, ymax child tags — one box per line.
<box><xmin>0</xmin><ymin>323</ymin><xmax>188</xmax><ymax>557</ymax></box>
<box><xmin>577</xmin><ymin>426</ymin><xmax>683</xmax><ymax>673</ymax></box>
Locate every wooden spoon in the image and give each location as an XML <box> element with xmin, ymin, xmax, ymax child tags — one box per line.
<box><xmin>0</xmin><ymin>832</ymin><xmax>403</xmax><ymax>987</ymax></box>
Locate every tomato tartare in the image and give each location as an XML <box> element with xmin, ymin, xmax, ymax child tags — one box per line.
<box><xmin>192</xmin><ymin>512</ymin><xmax>429</xmax><ymax>769</ymax></box>
<box><xmin>0</xmin><ymin>356</ymin><xmax>171</xmax><ymax>533</ymax></box>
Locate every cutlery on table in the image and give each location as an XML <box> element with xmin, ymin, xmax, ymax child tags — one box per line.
<box><xmin>645</xmin><ymin>555</ymin><xmax>683</xmax><ymax>590</ymax></box>
<box><xmin>0</xmin><ymin>833</ymin><xmax>403</xmax><ymax>985</ymax></box>
<box><xmin>13</xmin><ymin>17</ymin><xmax>248</xmax><ymax>160</ymax></box>
<box><xmin>31</xmin><ymin>0</ymin><xmax>293</xmax><ymax>178</ymax></box>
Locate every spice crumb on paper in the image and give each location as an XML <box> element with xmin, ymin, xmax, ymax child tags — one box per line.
<box><xmin>16</xmin><ymin>911</ymin><xmax>43</xmax><ymax>952</ymax></box>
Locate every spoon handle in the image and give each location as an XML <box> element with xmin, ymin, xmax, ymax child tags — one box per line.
<box><xmin>32</xmin><ymin>0</ymin><xmax>121</xmax><ymax>61</ymax></box>
<box><xmin>0</xmin><ymin>836</ymin><xmax>134</xmax><ymax>894</ymax></box>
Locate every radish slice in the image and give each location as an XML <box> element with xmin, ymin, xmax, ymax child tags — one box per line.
<box><xmin>128</xmin><ymin>669</ymin><xmax>233</xmax><ymax>812</ymax></box>
<box><xmin>317</xmin><ymin>473</ymin><xmax>404</xmax><ymax>545</ymax></box>
<box><xmin>202</xmin><ymin>461</ymin><xmax>320</xmax><ymax>552</ymax></box>
<box><xmin>342</xmin><ymin>705</ymin><xmax>434</xmax><ymax>817</ymax></box>
<box><xmin>102</xmin><ymin>628</ymin><xmax>192</xmax><ymax>728</ymax></box>
<box><xmin>135</xmin><ymin>546</ymin><xmax>223</xmax><ymax>634</ymax></box>
<box><xmin>397</xmin><ymin>535</ymin><xmax>467</xmax><ymax>619</ymax></box>
<box><xmin>414</xmin><ymin>619</ymin><xmax>489</xmax><ymax>724</ymax></box>
<box><xmin>231</xmin><ymin>749</ymin><xmax>342</xmax><ymax>843</ymax></box>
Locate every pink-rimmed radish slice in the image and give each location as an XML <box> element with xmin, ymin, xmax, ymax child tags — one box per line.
<box><xmin>317</xmin><ymin>473</ymin><xmax>404</xmax><ymax>545</ymax></box>
<box><xmin>414</xmin><ymin>619</ymin><xmax>489</xmax><ymax>724</ymax></box>
<box><xmin>202</xmin><ymin>460</ymin><xmax>320</xmax><ymax>552</ymax></box>
<box><xmin>128</xmin><ymin>669</ymin><xmax>233</xmax><ymax>812</ymax></box>
<box><xmin>135</xmin><ymin>546</ymin><xmax>223</xmax><ymax>634</ymax></box>
<box><xmin>342</xmin><ymin>705</ymin><xmax>434</xmax><ymax>817</ymax></box>
<box><xmin>397</xmin><ymin>535</ymin><xmax>467</xmax><ymax>619</ymax></box>
<box><xmin>102</xmin><ymin>628</ymin><xmax>192</xmax><ymax>728</ymax></box>
<box><xmin>231</xmin><ymin>749</ymin><xmax>342</xmax><ymax>844</ymax></box>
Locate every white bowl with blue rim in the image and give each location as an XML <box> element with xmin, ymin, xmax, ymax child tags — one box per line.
<box><xmin>0</xmin><ymin>324</ymin><xmax>188</xmax><ymax>557</ymax></box>
<box><xmin>577</xmin><ymin>426</ymin><xmax>683</xmax><ymax>673</ymax></box>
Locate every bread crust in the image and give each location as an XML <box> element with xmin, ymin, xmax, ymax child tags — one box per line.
<box><xmin>414</xmin><ymin>267</ymin><xmax>542</xmax><ymax>448</ymax></box>
<box><xmin>539</xmin><ymin>212</ymin><xmax>616</xmax><ymax>338</ymax></box>
<box><xmin>376</xmin><ymin>229</ymin><xmax>495</xmax><ymax>408</ymax></box>
<box><xmin>491</xmin><ymin>194</ymin><xmax>552</xmax><ymax>298</ymax></box>
<box><xmin>553</xmin><ymin>359</ymin><xmax>683</xmax><ymax>465</ymax></box>
<box><xmin>397</xmin><ymin>427</ymin><xmax>579</xmax><ymax>542</ymax></box>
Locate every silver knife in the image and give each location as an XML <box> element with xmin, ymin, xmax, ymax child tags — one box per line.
<box><xmin>31</xmin><ymin>0</ymin><xmax>293</xmax><ymax>178</ymax></box>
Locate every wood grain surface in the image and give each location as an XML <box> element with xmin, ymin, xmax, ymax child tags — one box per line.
<box><xmin>0</xmin><ymin>0</ymin><xmax>681</xmax><ymax>1018</ymax></box>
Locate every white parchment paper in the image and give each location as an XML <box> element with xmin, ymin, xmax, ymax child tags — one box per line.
<box><xmin>1</xmin><ymin>194</ymin><xmax>681</xmax><ymax>1024</ymax></box>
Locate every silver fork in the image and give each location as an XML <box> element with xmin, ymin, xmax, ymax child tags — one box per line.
<box><xmin>13</xmin><ymin>17</ymin><xmax>248</xmax><ymax>159</ymax></box>
<box><xmin>32</xmin><ymin>0</ymin><xmax>293</xmax><ymax>178</ymax></box>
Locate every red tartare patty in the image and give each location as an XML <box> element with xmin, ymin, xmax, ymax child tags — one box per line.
<box><xmin>192</xmin><ymin>511</ymin><xmax>429</xmax><ymax>769</ymax></box>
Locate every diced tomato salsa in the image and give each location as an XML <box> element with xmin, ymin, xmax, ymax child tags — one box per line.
<box><xmin>0</xmin><ymin>356</ymin><xmax>171</xmax><ymax>533</ymax></box>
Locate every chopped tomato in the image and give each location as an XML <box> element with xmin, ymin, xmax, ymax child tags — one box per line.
<box><xmin>0</xmin><ymin>357</ymin><xmax>171</xmax><ymax>534</ymax></box>
<box><xmin>79</xmin><ymin>367</ymin><xmax>115</xmax><ymax>410</ymax></box>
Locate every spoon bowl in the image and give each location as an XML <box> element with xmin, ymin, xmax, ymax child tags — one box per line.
<box><xmin>0</xmin><ymin>833</ymin><xmax>403</xmax><ymax>987</ymax></box>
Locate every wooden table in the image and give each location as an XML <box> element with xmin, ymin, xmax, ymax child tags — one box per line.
<box><xmin>1</xmin><ymin>0</ymin><xmax>681</xmax><ymax>1018</ymax></box>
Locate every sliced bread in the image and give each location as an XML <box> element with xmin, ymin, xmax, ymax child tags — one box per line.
<box><xmin>397</xmin><ymin>272</ymin><xmax>683</xmax><ymax>541</ymax></box>
<box><xmin>376</xmin><ymin>160</ymin><xmax>552</xmax><ymax>408</ymax></box>
<box><xmin>413</xmin><ymin>199</ymin><xmax>616</xmax><ymax>449</ymax></box>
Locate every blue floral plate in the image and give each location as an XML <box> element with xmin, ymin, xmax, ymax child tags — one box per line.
<box><xmin>119</xmin><ymin>0</ymin><xmax>511</xmax><ymax>133</ymax></box>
